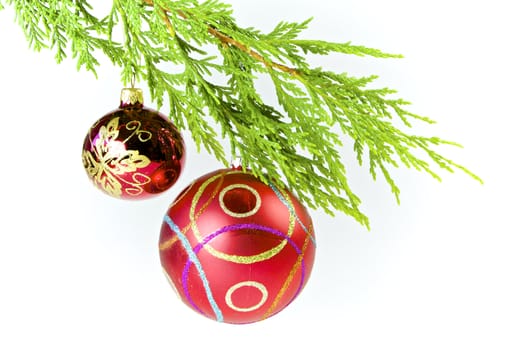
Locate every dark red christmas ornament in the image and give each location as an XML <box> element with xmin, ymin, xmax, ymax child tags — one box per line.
<box><xmin>82</xmin><ymin>88</ymin><xmax>185</xmax><ymax>200</ymax></box>
<box><xmin>159</xmin><ymin>168</ymin><xmax>316</xmax><ymax>324</ymax></box>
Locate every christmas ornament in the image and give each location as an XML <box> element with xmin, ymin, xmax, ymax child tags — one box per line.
<box><xmin>82</xmin><ymin>88</ymin><xmax>185</xmax><ymax>200</ymax></box>
<box><xmin>159</xmin><ymin>168</ymin><xmax>316</xmax><ymax>324</ymax></box>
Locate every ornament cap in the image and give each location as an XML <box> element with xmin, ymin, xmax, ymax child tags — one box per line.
<box><xmin>120</xmin><ymin>88</ymin><xmax>144</xmax><ymax>107</ymax></box>
<box><xmin>230</xmin><ymin>157</ymin><xmax>243</xmax><ymax>170</ymax></box>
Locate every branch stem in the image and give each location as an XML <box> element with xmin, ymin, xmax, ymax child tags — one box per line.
<box><xmin>143</xmin><ymin>0</ymin><xmax>299</xmax><ymax>76</ymax></box>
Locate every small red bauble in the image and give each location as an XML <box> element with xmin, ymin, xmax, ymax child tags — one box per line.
<box><xmin>159</xmin><ymin>168</ymin><xmax>316</xmax><ymax>324</ymax></box>
<box><xmin>82</xmin><ymin>88</ymin><xmax>185</xmax><ymax>200</ymax></box>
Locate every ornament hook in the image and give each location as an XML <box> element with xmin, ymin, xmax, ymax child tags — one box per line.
<box><xmin>131</xmin><ymin>73</ymin><xmax>136</xmax><ymax>88</ymax></box>
<box><xmin>230</xmin><ymin>156</ymin><xmax>243</xmax><ymax>170</ymax></box>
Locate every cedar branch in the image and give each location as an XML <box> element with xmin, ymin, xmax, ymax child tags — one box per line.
<box><xmin>143</xmin><ymin>0</ymin><xmax>299</xmax><ymax>76</ymax></box>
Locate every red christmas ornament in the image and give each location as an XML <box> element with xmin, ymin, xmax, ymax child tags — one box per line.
<box><xmin>159</xmin><ymin>168</ymin><xmax>316</xmax><ymax>324</ymax></box>
<box><xmin>82</xmin><ymin>88</ymin><xmax>185</xmax><ymax>200</ymax></box>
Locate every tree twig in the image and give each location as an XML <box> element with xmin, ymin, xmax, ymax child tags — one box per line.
<box><xmin>143</xmin><ymin>0</ymin><xmax>299</xmax><ymax>76</ymax></box>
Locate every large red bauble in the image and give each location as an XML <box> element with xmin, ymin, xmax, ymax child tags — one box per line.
<box><xmin>82</xmin><ymin>88</ymin><xmax>185</xmax><ymax>200</ymax></box>
<box><xmin>159</xmin><ymin>168</ymin><xmax>316</xmax><ymax>324</ymax></box>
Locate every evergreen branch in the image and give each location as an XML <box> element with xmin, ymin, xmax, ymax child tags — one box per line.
<box><xmin>5</xmin><ymin>0</ymin><xmax>123</xmax><ymax>74</ymax></box>
<box><xmin>144</xmin><ymin>0</ymin><xmax>300</xmax><ymax>76</ymax></box>
<box><xmin>2</xmin><ymin>0</ymin><xmax>482</xmax><ymax>227</ymax></box>
<box><xmin>208</xmin><ymin>25</ymin><xmax>300</xmax><ymax>76</ymax></box>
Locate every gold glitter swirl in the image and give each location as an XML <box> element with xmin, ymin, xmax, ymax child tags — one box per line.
<box><xmin>124</xmin><ymin>120</ymin><xmax>152</xmax><ymax>143</ymax></box>
<box><xmin>83</xmin><ymin>117</ymin><xmax>152</xmax><ymax>198</ymax></box>
<box><xmin>159</xmin><ymin>176</ymin><xmax>224</xmax><ymax>251</ymax></box>
<box><xmin>262</xmin><ymin>223</ymin><xmax>313</xmax><ymax>320</ymax></box>
<box><xmin>159</xmin><ymin>234</ymin><xmax>179</xmax><ymax>251</ymax></box>
<box><xmin>189</xmin><ymin>170</ymin><xmax>296</xmax><ymax>264</ymax></box>
<box><xmin>167</xmin><ymin>182</ymin><xmax>195</xmax><ymax>210</ymax></box>
<box><xmin>123</xmin><ymin>172</ymin><xmax>151</xmax><ymax>196</ymax></box>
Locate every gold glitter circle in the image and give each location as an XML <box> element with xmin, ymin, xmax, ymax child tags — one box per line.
<box><xmin>219</xmin><ymin>184</ymin><xmax>262</xmax><ymax>218</ymax></box>
<box><xmin>189</xmin><ymin>171</ymin><xmax>297</xmax><ymax>264</ymax></box>
<box><xmin>225</xmin><ymin>281</ymin><xmax>269</xmax><ymax>313</ymax></box>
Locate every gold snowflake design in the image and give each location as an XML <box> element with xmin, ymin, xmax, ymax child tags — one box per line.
<box><xmin>82</xmin><ymin>117</ymin><xmax>152</xmax><ymax>198</ymax></box>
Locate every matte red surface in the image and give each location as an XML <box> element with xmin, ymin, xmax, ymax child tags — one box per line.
<box><xmin>82</xmin><ymin>103</ymin><xmax>185</xmax><ymax>200</ymax></box>
<box><xmin>159</xmin><ymin>169</ymin><xmax>316</xmax><ymax>324</ymax></box>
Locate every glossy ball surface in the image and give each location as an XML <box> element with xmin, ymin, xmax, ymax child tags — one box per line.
<box><xmin>159</xmin><ymin>169</ymin><xmax>316</xmax><ymax>324</ymax></box>
<box><xmin>82</xmin><ymin>105</ymin><xmax>185</xmax><ymax>200</ymax></box>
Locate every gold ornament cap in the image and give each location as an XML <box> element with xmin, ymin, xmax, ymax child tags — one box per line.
<box><xmin>120</xmin><ymin>88</ymin><xmax>144</xmax><ymax>107</ymax></box>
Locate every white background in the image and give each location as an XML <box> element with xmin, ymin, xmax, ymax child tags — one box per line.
<box><xmin>0</xmin><ymin>1</ymin><xmax>523</xmax><ymax>349</ymax></box>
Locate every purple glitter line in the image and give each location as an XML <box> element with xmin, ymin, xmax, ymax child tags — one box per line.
<box><xmin>164</xmin><ymin>216</ymin><xmax>221</xmax><ymax>319</ymax></box>
<box><xmin>182</xmin><ymin>223</ymin><xmax>306</xmax><ymax>314</ymax></box>
<box><xmin>181</xmin><ymin>259</ymin><xmax>206</xmax><ymax>316</ymax></box>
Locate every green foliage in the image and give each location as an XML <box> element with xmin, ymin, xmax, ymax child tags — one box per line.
<box><xmin>2</xmin><ymin>0</ymin><xmax>481</xmax><ymax>227</ymax></box>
